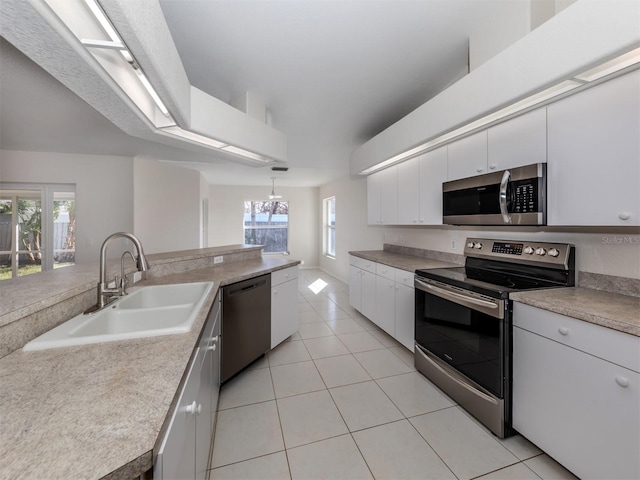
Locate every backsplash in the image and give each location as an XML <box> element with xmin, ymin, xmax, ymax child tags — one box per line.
<box><xmin>578</xmin><ymin>272</ymin><xmax>640</xmax><ymax>298</ymax></box>
<box><xmin>383</xmin><ymin>243</ymin><xmax>465</xmax><ymax>265</ymax></box>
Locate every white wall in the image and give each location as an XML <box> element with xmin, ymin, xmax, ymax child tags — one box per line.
<box><xmin>318</xmin><ymin>173</ymin><xmax>640</xmax><ymax>283</ymax></box>
<box><xmin>318</xmin><ymin>176</ymin><xmax>382</xmax><ymax>282</ymax></box>
<box><xmin>133</xmin><ymin>157</ymin><xmax>202</xmax><ymax>254</ymax></box>
<box><xmin>209</xmin><ymin>184</ymin><xmax>319</xmax><ymax>267</ymax></box>
<box><xmin>469</xmin><ymin>0</ymin><xmax>578</xmax><ymax>71</ymax></box>
<box><xmin>0</xmin><ymin>150</ymin><xmax>134</xmax><ymax>264</ymax></box>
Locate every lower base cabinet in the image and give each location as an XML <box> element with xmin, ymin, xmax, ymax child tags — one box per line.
<box><xmin>394</xmin><ymin>281</ymin><xmax>414</xmax><ymax>351</ymax></box>
<box><xmin>513</xmin><ymin>303</ymin><xmax>639</xmax><ymax>480</ymax></box>
<box><xmin>349</xmin><ymin>256</ymin><xmax>415</xmax><ymax>351</ymax></box>
<box><xmin>155</xmin><ymin>292</ymin><xmax>221</xmax><ymax>480</ymax></box>
<box><xmin>271</xmin><ymin>266</ymin><xmax>299</xmax><ymax>348</ymax></box>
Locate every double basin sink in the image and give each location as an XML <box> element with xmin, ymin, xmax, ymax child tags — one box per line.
<box><xmin>23</xmin><ymin>282</ymin><xmax>214</xmax><ymax>351</ymax></box>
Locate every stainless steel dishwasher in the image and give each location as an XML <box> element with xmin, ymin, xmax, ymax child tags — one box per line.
<box><xmin>221</xmin><ymin>274</ymin><xmax>271</xmax><ymax>383</ymax></box>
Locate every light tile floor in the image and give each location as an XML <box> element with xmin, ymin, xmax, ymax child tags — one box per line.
<box><xmin>209</xmin><ymin>269</ymin><xmax>578</xmax><ymax>480</ymax></box>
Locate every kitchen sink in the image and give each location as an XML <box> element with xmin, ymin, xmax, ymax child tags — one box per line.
<box><xmin>23</xmin><ymin>282</ymin><xmax>214</xmax><ymax>351</ymax></box>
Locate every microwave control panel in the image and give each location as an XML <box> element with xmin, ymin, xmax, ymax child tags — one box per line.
<box><xmin>511</xmin><ymin>179</ymin><xmax>540</xmax><ymax>213</ymax></box>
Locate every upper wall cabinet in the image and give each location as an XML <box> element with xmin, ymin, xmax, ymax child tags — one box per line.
<box><xmin>382</xmin><ymin>145</ymin><xmax>447</xmax><ymax>226</ymax></box>
<box><xmin>367</xmin><ymin>166</ymin><xmax>398</xmax><ymax>225</ymax></box>
<box><xmin>448</xmin><ymin>108</ymin><xmax>547</xmax><ymax>182</ymax></box>
<box><xmin>397</xmin><ymin>156</ymin><xmax>420</xmax><ymax>224</ymax></box>
<box><xmin>487</xmin><ymin>108</ymin><xmax>547</xmax><ymax>170</ymax></box>
<box><xmin>418</xmin><ymin>147</ymin><xmax>448</xmax><ymax>225</ymax></box>
<box><xmin>447</xmin><ymin>131</ymin><xmax>488</xmax><ymax>181</ymax></box>
<box><xmin>547</xmin><ymin>70</ymin><xmax>640</xmax><ymax>226</ymax></box>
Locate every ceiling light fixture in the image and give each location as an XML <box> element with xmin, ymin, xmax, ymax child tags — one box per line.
<box><xmin>361</xmin><ymin>47</ymin><xmax>640</xmax><ymax>175</ymax></box>
<box><xmin>80</xmin><ymin>0</ymin><xmax>170</xmax><ymax>117</ymax></box>
<box><xmin>268</xmin><ymin>177</ymin><xmax>282</xmax><ymax>200</ymax></box>
<box><xmin>50</xmin><ymin>0</ymin><xmax>278</xmax><ymax>165</ymax></box>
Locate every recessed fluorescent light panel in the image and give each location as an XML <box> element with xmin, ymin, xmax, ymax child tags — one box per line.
<box><xmin>42</xmin><ymin>0</ymin><xmax>280</xmax><ymax>166</ymax></box>
<box><xmin>362</xmin><ymin>47</ymin><xmax>640</xmax><ymax>175</ymax></box>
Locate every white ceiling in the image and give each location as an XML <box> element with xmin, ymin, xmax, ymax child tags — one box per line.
<box><xmin>1</xmin><ymin>0</ymin><xmax>515</xmax><ymax>187</ymax></box>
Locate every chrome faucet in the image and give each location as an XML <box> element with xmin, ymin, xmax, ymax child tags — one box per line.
<box><xmin>96</xmin><ymin>232</ymin><xmax>149</xmax><ymax>309</ymax></box>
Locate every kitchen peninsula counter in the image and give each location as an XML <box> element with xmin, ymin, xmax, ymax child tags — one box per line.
<box><xmin>0</xmin><ymin>251</ymin><xmax>299</xmax><ymax>480</ymax></box>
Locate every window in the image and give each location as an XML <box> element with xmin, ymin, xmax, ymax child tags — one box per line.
<box><xmin>0</xmin><ymin>184</ymin><xmax>76</xmax><ymax>280</ymax></box>
<box><xmin>324</xmin><ymin>196</ymin><xmax>335</xmax><ymax>258</ymax></box>
<box><xmin>244</xmin><ymin>200</ymin><xmax>289</xmax><ymax>254</ymax></box>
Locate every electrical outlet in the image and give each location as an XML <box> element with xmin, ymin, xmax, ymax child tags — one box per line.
<box><xmin>300</xmin><ymin>260</ymin><xmax>305</xmax><ymax>265</ymax></box>
<box><xmin>213</xmin><ymin>256</ymin><xmax>224</xmax><ymax>264</ymax></box>
<box><xmin>452</xmin><ymin>239</ymin><xmax>457</xmax><ymax>249</ymax></box>
<box><xmin>133</xmin><ymin>271</ymin><xmax>142</xmax><ymax>283</ymax></box>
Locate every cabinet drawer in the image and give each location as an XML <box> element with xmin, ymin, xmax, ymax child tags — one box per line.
<box><xmin>395</xmin><ymin>269</ymin><xmax>415</xmax><ymax>288</ymax></box>
<box><xmin>272</xmin><ymin>266</ymin><xmax>298</xmax><ymax>287</ymax></box>
<box><xmin>513</xmin><ymin>302</ymin><xmax>640</xmax><ymax>372</ymax></box>
<box><xmin>349</xmin><ymin>255</ymin><xmax>375</xmax><ymax>273</ymax></box>
<box><xmin>376</xmin><ymin>263</ymin><xmax>397</xmax><ymax>281</ymax></box>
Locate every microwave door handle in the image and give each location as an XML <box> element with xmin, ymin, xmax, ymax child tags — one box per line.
<box><xmin>415</xmin><ymin>279</ymin><xmax>499</xmax><ymax>310</ymax></box>
<box><xmin>499</xmin><ymin>169</ymin><xmax>512</xmax><ymax>224</ymax></box>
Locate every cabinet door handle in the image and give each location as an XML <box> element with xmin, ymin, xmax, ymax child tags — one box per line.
<box><xmin>618</xmin><ymin>212</ymin><xmax>631</xmax><ymax>220</ymax></box>
<box><xmin>558</xmin><ymin>327</ymin><xmax>569</xmax><ymax>336</ymax></box>
<box><xmin>273</xmin><ymin>289</ymin><xmax>278</xmax><ymax>295</ymax></box>
<box><xmin>185</xmin><ymin>401</ymin><xmax>201</xmax><ymax>415</ymax></box>
<box><xmin>615</xmin><ymin>376</ymin><xmax>630</xmax><ymax>388</ymax></box>
<box><xmin>207</xmin><ymin>344</ymin><xmax>217</xmax><ymax>352</ymax></box>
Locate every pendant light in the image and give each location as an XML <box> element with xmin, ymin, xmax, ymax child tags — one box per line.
<box><xmin>268</xmin><ymin>177</ymin><xmax>282</xmax><ymax>200</ymax></box>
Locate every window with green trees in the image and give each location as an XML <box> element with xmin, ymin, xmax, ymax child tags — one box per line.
<box><xmin>0</xmin><ymin>184</ymin><xmax>75</xmax><ymax>280</ymax></box>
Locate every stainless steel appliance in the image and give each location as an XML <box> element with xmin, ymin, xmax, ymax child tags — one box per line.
<box><xmin>443</xmin><ymin>163</ymin><xmax>546</xmax><ymax>225</ymax></box>
<box><xmin>414</xmin><ymin>238</ymin><xmax>574</xmax><ymax>437</ymax></box>
<box><xmin>221</xmin><ymin>274</ymin><xmax>271</xmax><ymax>383</ymax></box>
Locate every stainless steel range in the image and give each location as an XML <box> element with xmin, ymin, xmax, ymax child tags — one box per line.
<box><xmin>414</xmin><ymin>238</ymin><xmax>575</xmax><ymax>438</ymax></box>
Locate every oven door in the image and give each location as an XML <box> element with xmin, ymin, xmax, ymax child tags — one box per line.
<box><xmin>414</xmin><ymin>276</ymin><xmax>511</xmax><ymax>437</ymax></box>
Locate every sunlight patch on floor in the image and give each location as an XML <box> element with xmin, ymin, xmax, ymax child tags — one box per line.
<box><xmin>307</xmin><ymin>278</ymin><xmax>328</xmax><ymax>295</ymax></box>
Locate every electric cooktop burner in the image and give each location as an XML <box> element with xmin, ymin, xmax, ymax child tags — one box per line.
<box><xmin>415</xmin><ymin>238</ymin><xmax>576</xmax><ymax>298</ymax></box>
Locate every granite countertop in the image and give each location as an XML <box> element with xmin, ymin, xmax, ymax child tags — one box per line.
<box><xmin>349</xmin><ymin>250</ymin><xmax>460</xmax><ymax>272</ymax></box>
<box><xmin>0</xmin><ymin>256</ymin><xmax>298</xmax><ymax>480</ymax></box>
<box><xmin>511</xmin><ymin>287</ymin><xmax>640</xmax><ymax>337</ymax></box>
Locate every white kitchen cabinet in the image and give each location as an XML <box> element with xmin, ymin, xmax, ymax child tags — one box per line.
<box><xmin>156</xmin><ymin>292</ymin><xmax>221</xmax><ymax>480</ymax></box>
<box><xmin>360</xmin><ymin>269</ymin><xmax>377</xmax><ymax>322</ymax></box>
<box><xmin>547</xmin><ymin>70</ymin><xmax>640</xmax><ymax>225</ymax></box>
<box><xmin>397</xmin><ymin>156</ymin><xmax>420</xmax><ymax>224</ymax></box>
<box><xmin>394</xmin><ymin>270</ymin><xmax>415</xmax><ymax>351</ymax></box>
<box><xmin>418</xmin><ymin>146</ymin><xmax>448</xmax><ymax>225</ymax></box>
<box><xmin>447</xmin><ymin>130</ymin><xmax>488</xmax><ymax>180</ymax></box>
<box><xmin>513</xmin><ymin>302</ymin><xmax>640</xmax><ymax>480</ymax></box>
<box><xmin>349</xmin><ymin>265</ymin><xmax>363</xmax><ymax>312</ymax></box>
<box><xmin>374</xmin><ymin>264</ymin><xmax>396</xmax><ymax>336</ymax></box>
<box><xmin>349</xmin><ymin>256</ymin><xmax>377</xmax><ymax>320</ymax></box>
<box><xmin>196</xmin><ymin>298</ymin><xmax>220</xmax><ymax>479</ymax></box>
<box><xmin>487</xmin><ymin>108</ymin><xmax>547</xmax><ymax>170</ymax></box>
<box><xmin>271</xmin><ymin>266</ymin><xmax>299</xmax><ymax>348</ymax></box>
<box><xmin>350</xmin><ymin>256</ymin><xmax>415</xmax><ymax>350</ymax></box>
<box><xmin>367</xmin><ymin>166</ymin><xmax>398</xmax><ymax>224</ymax></box>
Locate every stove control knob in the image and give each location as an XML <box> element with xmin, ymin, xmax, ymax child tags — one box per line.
<box><xmin>474</xmin><ymin>242</ymin><xmax>483</xmax><ymax>249</ymax></box>
<box><xmin>535</xmin><ymin>247</ymin><xmax>547</xmax><ymax>256</ymax></box>
<box><xmin>548</xmin><ymin>248</ymin><xmax>560</xmax><ymax>257</ymax></box>
<box><xmin>523</xmin><ymin>246</ymin><xmax>535</xmax><ymax>255</ymax></box>
<box><xmin>467</xmin><ymin>242</ymin><xmax>475</xmax><ymax>249</ymax></box>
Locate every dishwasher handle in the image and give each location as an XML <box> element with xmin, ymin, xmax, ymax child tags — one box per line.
<box><xmin>227</xmin><ymin>278</ymin><xmax>269</xmax><ymax>296</ymax></box>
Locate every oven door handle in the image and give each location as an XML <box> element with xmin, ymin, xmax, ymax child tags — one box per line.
<box><xmin>499</xmin><ymin>169</ymin><xmax>512</xmax><ymax>224</ymax></box>
<box><xmin>415</xmin><ymin>279</ymin><xmax>502</xmax><ymax>316</ymax></box>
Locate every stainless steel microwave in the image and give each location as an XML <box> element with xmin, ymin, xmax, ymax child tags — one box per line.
<box><xmin>442</xmin><ymin>163</ymin><xmax>546</xmax><ymax>225</ymax></box>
